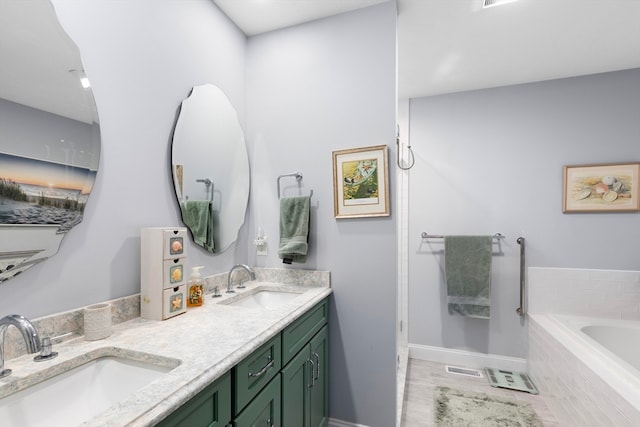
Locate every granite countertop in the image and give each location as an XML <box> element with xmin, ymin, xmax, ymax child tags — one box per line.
<box><xmin>0</xmin><ymin>280</ymin><xmax>332</xmax><ymax>427</ymax></box>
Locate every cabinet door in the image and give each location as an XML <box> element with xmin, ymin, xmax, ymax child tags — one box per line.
<box><xmin>309</xmin><ymin>325</ymin><xmax>328</xmax><ymax>427</ymax></box>
<box><xmin>281</xmin><ymin>341</ymin><xmax>311</xmax><ymax>427</ymax></box>
<box><xmin>234</xmin><ymin>375</ymin><xmax>281</xmax><ymax>427</ymax></box>
<box><xmin>156</xmin><ymin>371</ymin><xmax>231</xmax><ymax>427</ymax></box>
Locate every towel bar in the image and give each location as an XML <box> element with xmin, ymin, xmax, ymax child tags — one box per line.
<box><xmin>196</xmin><ymin>178</ymin><xmax>214</xmax><ymax>202</ymax></box>
<box><xmin>277</xmin><ymin>172</ymin><xmax>313</xmax><ymax>199</ymax></box>
<box><xmin>421</xmin><ymin>232</ymin><xmax>504</xmax><ymax>240</ymax></box>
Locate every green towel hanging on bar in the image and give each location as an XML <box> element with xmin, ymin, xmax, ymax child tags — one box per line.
<box><xmin>180</xmin><ymin>200</ymin><xmax>214</xmax><ymax>252</ymax></box>
<box><xmin>279</xmin><ymin>196</ymin><xmax>310</xmax><ymax>264</ymax></box>
<box><xmin>444</xmin><ymin>235</ymin><xmax>493</xmax><ymax>319</ymax></box>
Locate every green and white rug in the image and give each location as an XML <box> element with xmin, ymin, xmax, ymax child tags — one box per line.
<box><xmin>434</xmin><ymin>386</ymin><xmax>544</xmax><ymax>427</ymax></box>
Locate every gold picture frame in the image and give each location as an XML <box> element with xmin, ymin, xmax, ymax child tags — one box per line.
<box><xmin>332</xmin><ymin>145</ymin><xmax>389</xmax><ymax>218</ymax></box>
<box><xmin>563</xmin><ymin>162</ymin><xmax>640</xmax><ymax>213</ymax></box>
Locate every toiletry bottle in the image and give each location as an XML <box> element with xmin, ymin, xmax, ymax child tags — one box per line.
<box><xmin>187</xmin><ymin>266</ymin><xmax>204</xmax><ymax>307</ymax></box>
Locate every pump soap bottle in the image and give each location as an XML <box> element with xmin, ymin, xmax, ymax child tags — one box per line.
<box><xmin>187</xmin><ymin>266</ymin><xmax>205</xmax><ymax>307</ymax></box>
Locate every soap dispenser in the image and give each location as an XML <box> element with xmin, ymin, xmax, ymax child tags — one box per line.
<box><xmin>187</xmin><ymin>266</ymin><xmax>205</xmax><ymax>307</ymax></box>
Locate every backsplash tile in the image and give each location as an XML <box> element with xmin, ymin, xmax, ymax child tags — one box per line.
<box><xmin>3</xmin><ymin>268</ymin><xmax>328</xmax><ymax>361</ymax></box>
<box><xmin>528</xmin><ymin>267</ymin><xmax>640</xmax><ymax>319</ymax></box>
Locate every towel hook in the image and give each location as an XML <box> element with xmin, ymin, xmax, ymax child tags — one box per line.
<box><xmin>277</xmin><ymin>172</ymin><xmax>313</xmax><ymax>199</ymax></box>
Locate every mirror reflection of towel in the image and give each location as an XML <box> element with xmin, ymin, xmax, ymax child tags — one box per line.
<box><xmin>180</xmin><ymin>200</ymin><xmax>214</xmax><ymax>252</ymax></box>
<box><xmin>444</xmin><ymin>235</ymin><xmax>492</xmax><ymax>319</ymax></box>
<box><xmin>279</xmin><ymin>196</ymin><xmax>310</xmax><ymax>264</ymax></box>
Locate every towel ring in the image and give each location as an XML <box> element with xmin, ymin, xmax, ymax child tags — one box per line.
<box><xmin>277</xmin><ymin>172</ymin><xmax>313</xmax><ymax>199</ymax></box>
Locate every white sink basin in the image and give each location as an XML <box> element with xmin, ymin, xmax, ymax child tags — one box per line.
<box><xmin>0</xmin><ymin>353</ymin><xmax>178</xmax><ymax>427</ymax></box>
<box><xmin>226</xmin><ymin>290</ymin><xmax>301</xmax><ymax>310</ymax></box>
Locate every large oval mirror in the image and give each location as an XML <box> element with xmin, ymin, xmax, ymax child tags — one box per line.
<box><xmin>0</xmin><ymin>0</ymin><xmax>100</xmax><ymax>283</ymax></box>
<box><xmin>171</xmin><ymin>84</ymin><xmax>249</xmax><ymax>253</ymax></box>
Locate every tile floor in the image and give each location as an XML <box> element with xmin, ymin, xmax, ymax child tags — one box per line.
<box><xmin>400</xmin><ymin>358</ymin><xmax>562</xmax><ymax>427</ymax></box>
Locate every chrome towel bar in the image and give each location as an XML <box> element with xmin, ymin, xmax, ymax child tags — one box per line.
<box><xmin>277</xmin><ymin>172</ymin><xmax>313</xmax><ymax>199</ymax></box>
<box><xmin>421</xmin><ymin>232</ymin><xmax>505</xmax><ymax>240</ymax></box>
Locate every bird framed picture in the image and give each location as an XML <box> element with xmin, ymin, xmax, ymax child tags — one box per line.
<box><xmin>332</xmin><ymin>144</ymin><xmax>390</xmax><ymax>218</ymax></box>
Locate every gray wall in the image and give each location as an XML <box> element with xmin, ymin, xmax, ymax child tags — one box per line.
<box><xmin>246</xmin><ymin>3</ymin><xmax>398</xmax><ymax>426</ymax></box>
<box><xmin>408</xmin><ymin>69</ymin><xmax>640</xmax><ymax>358</ymax></box>
<box><xmin>0</xmin><ymin>1</ymin><xmax>398</xmax><ymax>426</ymax></box>
<box><xmin>0</xmin><ymin>98</ymin><xmax>97</xmax><ymax>168</ymax></box>
<box><xmin>0</xmin><ymin>0</ymin><xmax>248</xmax><ymax>318</ymax></box>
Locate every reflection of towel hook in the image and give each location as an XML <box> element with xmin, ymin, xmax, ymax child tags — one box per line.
<box><xmin>277</xmin><ymin>172</ymin><xmax>313</xmax><ymax>199</ymax></box>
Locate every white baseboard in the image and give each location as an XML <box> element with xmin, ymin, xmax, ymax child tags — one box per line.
<box><xmin>408</xmin><ymin>343</ymin><xmax>527</xmax><ymax>372</ymax></box>
<box><xmin>328</xmin><ymin>418</ymin><xmax>371</xmax><ymax>427</ymax></box>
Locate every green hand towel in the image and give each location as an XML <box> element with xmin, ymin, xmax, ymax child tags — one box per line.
<box><xmin>279</xmin><ymin>196</ymin><xmax>310</xmax><ymax>264</ymax></box>
<box><xmin>444</xmin><ymin>235</ymin><xmax>493</xmax><ymax>319</ymax></box>
<box><xmin>180</xmin><ymin>200</ymin><xmax>214</xmax><ymax>252</ymax></box>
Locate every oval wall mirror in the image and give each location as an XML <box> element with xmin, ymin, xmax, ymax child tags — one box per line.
<box><xmin>171</xmin><ymin>84</ymin><xmax>250</xmax><ymax>253</ymax></box>
<box><xmin>0</xmin><ymin>0</ymin><xmax>101</xmax><ymax>283</ymax></box>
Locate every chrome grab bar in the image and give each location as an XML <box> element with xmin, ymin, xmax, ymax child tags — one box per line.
<box><xmin>248</xmin><ymin>355</ymin><xmax>275</xmax><ymax>378</ymax></box>
<box><xmin>516</xmin><ymin>237</ymin><xmax>526</xmax><ymax>316</ymax></box>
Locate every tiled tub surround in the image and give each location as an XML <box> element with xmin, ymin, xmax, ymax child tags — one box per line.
<box><xmin>0</xmin><ymin>268</ymin><xmax>331</xmax><ymax>427</ymax></box>
<box><xmin>527</xmin><ymin>267</ymin><xmax>640</xmax><ymax>427</ymax></box>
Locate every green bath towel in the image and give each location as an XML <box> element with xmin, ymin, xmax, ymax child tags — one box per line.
<box><xmin>279</xmin><ymin>196</ymin><xmax>310</xmax><ymax>264</ymax></box>
<box><xmin>180</xmin><ymin>200</ymin><xmax>214</xmax><ymax>252</ymax></box>
<box><xmin>444</xmin><ymin>235</ymin><xmax>493</xmax><ymax>319</ymax></box>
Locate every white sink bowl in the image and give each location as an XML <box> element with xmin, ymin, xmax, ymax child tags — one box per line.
<box><xmin>0</xmin><ymin>352</ymin><xmax>178</xmax><ymax>427</ymax></box>
<box><xmin>226</xmin><ymin>290</ymin><xmax>301</xmax><ymax>310</ymax></box>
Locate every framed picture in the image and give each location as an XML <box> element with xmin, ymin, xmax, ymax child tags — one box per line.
<box><xmin>563</xmin><ymin>162</ymin><xmax>640</xmax><ymax>213</ymax></box>
<box><xmin>332</xmin><ymin>145</ymin><xmax>390</xmax><ymax>218</ymax></box>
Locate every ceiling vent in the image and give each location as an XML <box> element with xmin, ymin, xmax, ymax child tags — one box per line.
<box><xmin>483</xmin><ymin>0</ymin><xmax>518</xmax><ymax>8</ymax></box>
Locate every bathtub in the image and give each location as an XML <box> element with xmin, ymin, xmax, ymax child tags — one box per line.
<box><xmin>529</xmin><ymin>313</ymin><xmax>640</xmax><ymax>427</ymax></box>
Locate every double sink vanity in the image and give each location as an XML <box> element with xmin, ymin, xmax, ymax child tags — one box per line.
<box><xmin>0</xmin><ymin>272</ymin><xmax>331</xmax><ymax>427</ymax></box>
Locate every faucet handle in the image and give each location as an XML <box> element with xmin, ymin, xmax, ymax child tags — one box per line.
<box><xmin>212</xmin><ymin>285</ymin><xmax>221</xmax><ymax>298</ymax></box>
<box><xmin>33</xmin><ymin>336</ymin><xmax>59</xmax><ymax>362</ymax></box>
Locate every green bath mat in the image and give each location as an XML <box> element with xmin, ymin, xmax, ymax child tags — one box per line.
<box><xmin>434</xmin><ymin>386</ymin><xmax>544</xmax><ymax>427</ymax></box>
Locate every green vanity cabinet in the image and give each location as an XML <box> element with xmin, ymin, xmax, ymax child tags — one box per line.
<box><xmin>233</xmin><ymin>375</ymin><xmax>282</xmax><ymax>427</ymax></box>
<box><xmin>155</xmin><ymin>371</ymin><xmax>231</xmax><ymax>427</ymax></box>
<box><xmin>281</xmin><ymin>325</ymin><xmax>328</xmax><ymax>427</ymax></box>
<box><xmin>156</xmin><ymin>297</ymin><xmax>329</xmax><ymax>427</ymax></box>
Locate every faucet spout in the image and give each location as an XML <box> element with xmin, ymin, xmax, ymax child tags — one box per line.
<box><xmin>227</xmin><ymin>264</ymin><xmax>256</xmax><ymax>293</ymax></box>
<box><xmin>0</xmin><ymin>314</ymin><xmax>42</xmax><ymax>378</ymax></box>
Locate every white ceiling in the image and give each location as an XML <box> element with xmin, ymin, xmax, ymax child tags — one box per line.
<box><xmin>0</xmin><ymin>0</ymin><xmax>93</xmax><ymax>123</ymax></box>
<box><xmin>215</xmin><ymin>0</ymin><xmax>640</xmax><ymax>99</ymax></box>
<box><xmin>2</xmin><ymin>0</ymin><xmax>639</xmax><ymax>122</ymax></box>
<box><xmin>212</xmin><ymin>0</ymin><xmax>389</xmax><ymax>36</ymax></box>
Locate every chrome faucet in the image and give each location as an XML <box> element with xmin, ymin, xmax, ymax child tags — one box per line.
<box><xmin>0</xmin><ymin>314</ymin><xmax>42</xmax><ymax>378</ymax></box>
<box><xmin>227</xmin><ymin>264</ymin><xmax>256</xmax><ymax>293</ymax></box>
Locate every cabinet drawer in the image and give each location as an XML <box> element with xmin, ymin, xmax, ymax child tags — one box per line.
<box><xmin>282</xmin><ymin>298</ymin><xmax>328</xmax><ymax>365</ymax></box>
<box><xmin>234</xmin><ymin>334</ymin><xmax>281</xmax><ymax>415</ymax></box>
<box><xmin>156</xmin><ymin>371</ymin><xmax>231</xmax><ymax>427</ymax></box>
<box><xmin>233</xmin><ymin>375</ymin><xmax>281</xmax><ymax>427</ymax></box>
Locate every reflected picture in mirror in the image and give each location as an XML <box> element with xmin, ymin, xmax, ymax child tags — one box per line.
<box><xmin>0</xmin><ymin>0</ymin><xmax>101</xmax><ymax>283</ymax></box>
<box><xmin>171</xmin><ymin>84</ymin><xmax>250</xmax><ymax>253</ymax></box>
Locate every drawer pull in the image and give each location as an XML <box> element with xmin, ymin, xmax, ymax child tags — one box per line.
<box><xmin>313</xmin><ymin>351</ymin><xmax>320</xmax><ymax>381</ymax></box>
<box><xmin>308</xmin><ymin>359</ymin><xmax>315</xmax><ymax>388</ymax></box>
<box><xmin>248</xmin><ymin>355</ymin><xmax>275</xmax><ymax>378</ymax></box>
